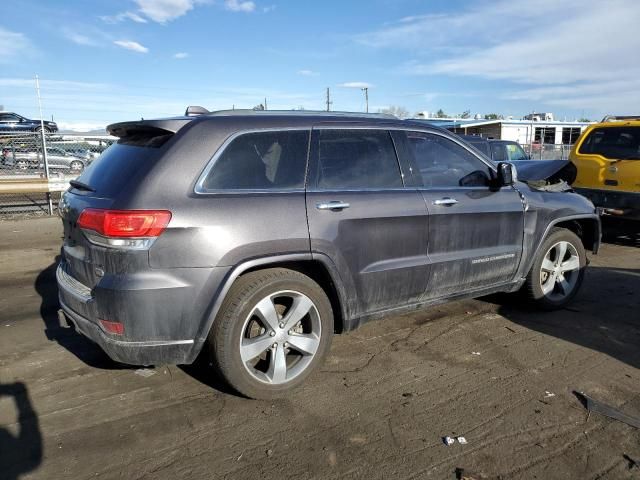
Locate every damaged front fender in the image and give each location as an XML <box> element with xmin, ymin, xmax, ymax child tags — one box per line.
<box><xmin>510</xmin><ymin>160</ymin><xmax>577</xmax><ymax>185</ymax></box>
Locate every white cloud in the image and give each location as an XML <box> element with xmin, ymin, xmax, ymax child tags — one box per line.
<box><xmin>114</xmin><ymin>40</ymin><xmax>149</xmax><ymax>53</ymax></box>
<box><xmin>0</xmin><ymin>78</ymin><xmax>112</xmax><ymax>90</ymax></box>
<box><xmin>134</xmin><ymin>0</ymin><xmax>195</xmax><ymax>23</ymax></box>
<box><xmin>224</xmin><ymin>0</ymin><xmax>256</xmax><ymax>13</ymax></box>
<box><xmin>339</xmin><ymin>82</ymin><xmax>372</xmax><ymax>89</ymax></box>
<box><xmin>0</xmin><ymin>27</ymin><xmax>32</xmax><ymax>63</ymax></box>
<box><xmin>63</xmin><ymin>31</ymin><xmax>98</xmax><ymax>47</ymax></box>
<box><xmin>100</xmin><ymin>11</ymin><xmax>148</xmax><ymax>24</ymax></box>
<box><xmin>297</xmin><ymin>69</ymin><xmax>318</xmax><ymax>76</ymax></box>
<box><xmin>57</xmin><ymin>121</ymin><xmax>107</xmax><ymax>133</ymax></box>
<box><xmin>357</xmin><ymin>0</ymin><xmax>640</xmax><ymax>113</ymax></box>
<box><xmin>173</xmin><ymin>52</ymin><xmax>189</xmax><ymax>59</ymax></box>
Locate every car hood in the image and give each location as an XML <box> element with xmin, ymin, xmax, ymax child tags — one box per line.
<box><xmin>509</xmin><ymin>160</ymin><xmax>577</xmax><ymax>184</ymax></box>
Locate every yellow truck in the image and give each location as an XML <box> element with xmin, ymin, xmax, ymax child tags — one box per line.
<box><xmin>571</xmin><ymin>116</ymin><xmax>640</xmax><ymax>221</ymax></box>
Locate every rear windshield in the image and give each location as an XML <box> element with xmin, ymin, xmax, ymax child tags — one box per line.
<box><xmin>579</xmin><ymin>127</ymin><xmax>640</xmax><ymax>160</ymax></box>
<box><xmin>73</xmin><ymin>142</ymin><xmax>164</xmax><ymax>197</ymax></box>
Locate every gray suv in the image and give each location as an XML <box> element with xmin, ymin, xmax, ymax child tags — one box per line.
<box><xmin>57</xmin><ymin>111</ymin><xmax>600</xmax><ymax>398</ymax></box>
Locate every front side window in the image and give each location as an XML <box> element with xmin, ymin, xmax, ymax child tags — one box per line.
<box><xmin>407</xmin><ymin>132</ymin><xmax>491</xmax><ymax>188</ymax></box>
<box><xmin>506</xmin><ymin>143</ymin><xmax>529</xmax><ymax>161</ymax></box>
<box><xmin>578</xmin><ymin>127</ymin><xmax>640</xmax><ymax>160</ymax></box>
<box><xmin>315</xmin><ymin>129</ymin><xmax>402</xmax><ymax>189</ymax></box>
<box><xmin>0</xmin><ymin>114</ymin><xmax>19</xmax><ymax>122</ymax></box>
<box><xmin>201</xmin><ymin>130</ymin><xmax>309</xmax><ymax>190</ymax></box>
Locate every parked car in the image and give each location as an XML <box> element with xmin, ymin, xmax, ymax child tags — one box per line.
<box><xmin>456</xmin><ymin>134</ymin><xmax>577</xmax><ymax>185</ymax></box>
<box><xmin>571</xmin><ymin>116</ymin><xmax>640</xmax><ymax>221</ymax></box>
<box><xmin>10</xmin><ymin>146</ymin><xmax>89</xmax><ymax>172</ymax></box>
<box><xmin>0</xmin><ymin>111</ymin><xmax>58</xmax><ymax>133</ymax></box>
<box><xmin>56</xmin><ymin>110</ymin><xmax>600</xmax><ymax>399</ymax></box>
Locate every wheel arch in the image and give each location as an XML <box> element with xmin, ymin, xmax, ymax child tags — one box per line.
<box><xmin>553</xmin><ymin>217</ymin><xmax>601</xmax><ymax>254</ymax></box>
<box><xmin>192</xmin><ymin>253</ymin><xmax>351</xmax><ymax>362</ymax></box>
<box><xmin>519</xmin><ymin>213</ymin><xmax>600</xmax><ymax>282</ymax></box>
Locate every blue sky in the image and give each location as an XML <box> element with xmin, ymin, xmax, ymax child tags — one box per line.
<box><xmin>1</xmin><ymin>0</ymin><xmax>639</xmax><ymax>131</ymax></box>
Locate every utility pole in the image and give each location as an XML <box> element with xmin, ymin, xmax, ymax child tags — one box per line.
<box><xmin>361</xmin><ymin>87</ymin><xmax>369</xmax><ymax>113</ymax></box>
<box><xmin>35</xmin><ymin>74</ymin><xmax>53</xmax><ymax>215</ymax></box>
<box><xmin>264</xmin><ymin>97</ymin><xmax>268</xmax><ymax>110</ymax></box>
<box><xmin>325</xmin><ymin>87</ymin><xmax>332</xmax><ymax>112</ymax></box>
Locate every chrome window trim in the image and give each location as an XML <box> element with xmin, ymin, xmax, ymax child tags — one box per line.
<box><xmin>194</xmin><ymin>127</ymin><xmax>312</xmax><ymax>195</ymax></box>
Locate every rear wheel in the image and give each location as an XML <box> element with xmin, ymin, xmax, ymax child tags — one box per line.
<box><xmin>208</xmin><ymin>268</ymin><xmax>333</xmax><ymax>399</ymax></box>
<box><xmin>34</xmin><ymin>126</ymin><xmax>50</xmax><ymax>133</ymax></box>
<box><xmin>524</xmin><ymin>228</ymin><xmax>586</xmax><ymax>309</ymax></box>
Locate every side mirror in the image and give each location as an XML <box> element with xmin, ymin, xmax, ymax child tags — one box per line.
<box><xmin>497</xmin><ymin>162</ymin><xmax>516</xmax><ymax>186</ymax></box>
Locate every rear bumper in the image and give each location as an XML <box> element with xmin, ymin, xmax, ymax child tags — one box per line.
<box><xmin>58</xmin><ymin>300</ymin><xmax>196</xmax><ymax>365</ymax></box>
<box><xmin>56</xmin><ymin>262</ymin><xmax>206</xmax><ymax>366</ymax></box>
<box><xmin>575</xmin><ymin>188</ymin><xmax>640</xmax><ymax>220</ymax></box>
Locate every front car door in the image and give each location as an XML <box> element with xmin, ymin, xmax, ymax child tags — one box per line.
<box><xmin>306</xmin><ymin>128</ymin><xmax>430</xmax><ymax>316</ymax></box>
<box><xmin>393</xmin><ymin>130</ymin><xmax>524</xmax><ymax>299</ymax></box>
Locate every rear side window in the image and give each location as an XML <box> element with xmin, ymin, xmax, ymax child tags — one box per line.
<box><xmin>469</xmin><ymin>141</ymin><xmax>490</xmax><ymax>157</ymax></box>
<box><xmin>315</xmin><ymin>129</ymin><xmax>402</xmax><ymax>189</ymax></box>
<box><xmin>201</xmin><ymin>130</ymin><xmax>309</xmax><ymax>191</ymax></box>
<box><xmin>579</xmin><ymin>127</ymin><xmax>640</xmax><ymax>160</ymax></box>
<box><xmin>491</xmin><ymin>143</ymin><xmax>508</xmax><ymax>162</ymax></box>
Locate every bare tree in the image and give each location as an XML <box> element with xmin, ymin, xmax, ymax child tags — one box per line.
<box><xmin>378</xmin><ymin>105</ymin><xmax>410</xmax><ymax>119</ymax></box>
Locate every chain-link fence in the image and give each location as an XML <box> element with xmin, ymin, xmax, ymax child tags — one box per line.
<box><xmin>0</xmin><ymin>132</ymin><xmax>115</xmax><ymax>217</ymax></box>
<box><xmin>520</xmin><ymin>143</ymin><xmax>574</xmax><ymax>161</ymax></box>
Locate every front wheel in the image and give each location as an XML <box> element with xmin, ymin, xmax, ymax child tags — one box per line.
<box><xmin>69</xmin><ymin>160</ymin><xmax>84</xmax><ymax>173</ymax></box>
<box><xmin>208</xmin><ymin>268</ymin><xmax>334</xmax><ymax>399</ymax></box>
<box><xmin>523</xmin><ymin>228</ymin><xmax>586</xmax><ymax>310</ymax></box>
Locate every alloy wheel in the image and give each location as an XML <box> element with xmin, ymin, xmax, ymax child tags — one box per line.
<box><xmin>239</xmin><ymin>290</ymin><xmax>321</xmax><ymax>385</ymax></box>
<box><xmin>539</xmin><ymin>241</ymin><xmax>581</xmax><ymax>301</ymax></box>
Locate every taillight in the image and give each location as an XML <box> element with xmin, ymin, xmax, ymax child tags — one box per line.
<box><xmin>78</xmin><ymin>209</ymin><xmax>171</xmax><ymax>237</ymax></box>
<box><xmin>99</xmin><ymin>319</ymin><xmax>124</xmax><ymax>335</ymax></box>
<box><xmin>77</xmin><ymin>209</ymin><xmax>171</xmax><ymax>250</ymax></box>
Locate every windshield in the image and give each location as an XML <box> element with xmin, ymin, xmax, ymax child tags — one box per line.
<box><xmin>579</xmin><ymin>126</ymin><xmax>640</xmax><ymax>160</ymax></box>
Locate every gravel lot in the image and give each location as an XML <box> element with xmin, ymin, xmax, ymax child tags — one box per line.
<box><xmin>0</xmin><ymin>217</ymin><xmax>639</xmax><ymax>479</ymax></box>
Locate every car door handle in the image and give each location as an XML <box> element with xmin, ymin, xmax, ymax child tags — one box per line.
<box><xmin>433</xmin><ymin>197</ymin><xmax>458</xmax><ymax>206</ymax></box>
<box><xmin>316</xmin><ymin>201</ymin><xmax>350</xmax><ymax>211</ymax></box>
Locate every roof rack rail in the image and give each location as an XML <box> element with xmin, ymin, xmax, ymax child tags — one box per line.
<box><xmin>202</xmin><ymin>109</ymin><xmax>398</xmax><ymax>119</ymax></box>
<box><xmin>185</xmin><ymin>105</ymin><xmax>210</xmax><ymax>116</ymax></box>
<box><xmin>601</xmin><ymin>115</ymin><xmax>640</xmax><ymax>122</ymax></box>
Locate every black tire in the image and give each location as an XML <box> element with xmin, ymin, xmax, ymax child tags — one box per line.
<box><xmin>208</xmin><ymin>268</ymin><xmax>334</xmax><ymax>399</ymax></box>
<box><xmin>523</xmin><ymin>227</ymin><xmax>586</xmax><ymax>310</ymax></box>
<box><xmin>34</xmin><ymin>126</ymin><xmax>50</xmax><ymax>133</ymax></box>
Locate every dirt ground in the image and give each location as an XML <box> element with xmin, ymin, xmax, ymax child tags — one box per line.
<box><xmin>0</xmin><ymin>217</ymin><xmax>639</xmax><ymax>480</ymax></box>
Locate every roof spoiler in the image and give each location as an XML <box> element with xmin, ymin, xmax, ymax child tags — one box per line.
<box><xmin>107</xmin><ymin>119</ymin><xmax>192</xmax><ymax>138</ymax></box>
<box><xmin>185</xmin><ymin>105</ymin><xmax>210</xmax><ymax>116</ymax></box>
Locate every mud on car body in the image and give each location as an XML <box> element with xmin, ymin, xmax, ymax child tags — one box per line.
<box><xmin>57</xmin><ymin>109</ymin><xmax>600</xmax><ymax>398</ymax></box>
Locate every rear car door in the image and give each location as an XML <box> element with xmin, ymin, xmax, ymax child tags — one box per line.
<box><xmin>395</xmin><ymin>130</ymin><xmax>524</xmax><ymax>299</ymax></box>
<box><xmin>306</xmin><ymin>128</ymin><xmax>430</xmax><ymax>315</ymax></box>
